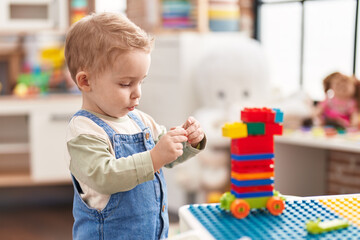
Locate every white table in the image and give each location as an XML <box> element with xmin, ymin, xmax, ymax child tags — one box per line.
<box><xmin>274</xmin><ymin>130</ymin><xmax>360</xmax><ymax>196</ymax></box>
<box><xmin>178</xmin><ymin>194</ymin><xmax>360</xmax><ymax>240</ymax></box>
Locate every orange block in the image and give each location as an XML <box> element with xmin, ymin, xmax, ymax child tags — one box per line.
<box><xmin>231</xmin><ymin>171</ymin><xmax>274</xmax><ymax>180</ymax></box>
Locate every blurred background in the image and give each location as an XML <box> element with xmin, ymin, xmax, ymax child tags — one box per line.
<box><xmin>1</xmin><ymin>0</ymin><xmax>360</xmax><ymax>239</ymax></box>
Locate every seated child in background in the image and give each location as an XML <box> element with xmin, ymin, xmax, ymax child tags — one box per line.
<box><xmin>64</xmin><ymin>12</ymin><xmax>206</xmax><ymax>240</ymax></box>
<box><xmin>315</xmin><ymin>72</ymin><xmax>358</xmax><ymax>129</ymax></box>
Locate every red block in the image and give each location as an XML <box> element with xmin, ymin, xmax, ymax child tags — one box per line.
<box><xmin>231</xmin><ymin>135</ymin><xmax>274</xmax><ymax>154</ymax></box>
<box><xmin>231</xmin><ymin>184</ymin><xmax>274</xmax><ymax>194</ymax></box>
<box><xmin>241</xmin><ymin>108</ymin><xmax>275</xmax><ymax>123</ymax></box>
<box><xmin>265</xmin><ymin>123</ymin><xmax>283</xmax><ymax>136</ymax></box>
<box><xmin>231</xmin><ymin>159</ymin><xmax>274</xmax><ymax>173</ymax></box>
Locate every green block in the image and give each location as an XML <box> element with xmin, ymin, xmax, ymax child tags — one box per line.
<box><xmin>246</xmin><ymin>122</ymin><xmax>265</xmax><ymax>135</ymax></box>
<box><xmin>244</xmin><ymin>196</ymin><xmax>270</xmax><ymax>209</ymax></box>
<box><xmin>306</xmin><ymin>218</ymin><xmax>350</xmax><ymax>234</ymax></box>
<box><xmin>220</xmin><ymin>192</ymin><xmax>236</xmax><ymax>211</ymax></box>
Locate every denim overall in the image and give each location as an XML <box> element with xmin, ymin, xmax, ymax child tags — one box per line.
<box><xmin>71</xmin><ymin>110</ymin><xmax>169</xmax><ymax>240</ymax></box>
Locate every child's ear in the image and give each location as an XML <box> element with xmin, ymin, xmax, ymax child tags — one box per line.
<box><xmin>76</xmin><ymin>71</ymin><xmax>91</xmax><ymax>92</ymax></box>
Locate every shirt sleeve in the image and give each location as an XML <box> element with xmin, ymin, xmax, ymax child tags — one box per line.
<box><xmin>68</xmin><ymin>134</ymin><xmax>155</xmax><ymax>195</ymax></box>
<box><xmin>164</xmin><ymin>134</ymin><xmax>207</xmax><ymax>168</ymax></box>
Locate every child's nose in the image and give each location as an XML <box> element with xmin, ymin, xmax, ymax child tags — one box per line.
<box><xmin>131</xmin><ymin>85</ymin><xmax>141</xmax><ymax>99</ymax></box>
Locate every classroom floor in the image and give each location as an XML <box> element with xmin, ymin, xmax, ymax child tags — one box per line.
<box><xmin>0</xmin><ymin>204</ymin><xmax>73</xmax><ymax>240</ymax></box>
<box><xmin>0</xmin><ymin>185</ymin><xmax>74</xmax><ymax>240</ymax></box>
<box><xmin>0</xmin><ymin>185</ymin><xmax>181</xmax><ymax>240</ymax></box>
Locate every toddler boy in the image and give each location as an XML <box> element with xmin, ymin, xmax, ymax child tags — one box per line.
<box><xmin>64</xmin><ymin>12</ymin><xmax>206</xmax><ymax>240</ymax></box>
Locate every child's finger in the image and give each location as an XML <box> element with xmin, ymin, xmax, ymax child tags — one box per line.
<box><xmin>173</xmin><ymin>135</ymin><xmax>188</xmax><ymax>143</ymax></box>
<box><xmin>182</xmin><ymin>116</ymin><xmax>195</xmax><ymax>129</ymax></box>
<box><xmin>187</xmin><ymin>129</ymin><xmax>204</xmax><ymax>142</ymax></box>
<box><xmin>189</xmin><ymin>134</ymin><xmax>203</xmax><ymax>144</ymax></box>
<box><xmin>185</xmin><ymin>121</ymin><xmax>200</xmax><ymax>135</ymax></box>
<box><xmin>169</xmin><ymin>127</ymin><xmax>187</xmax><ymax>136</ymax></box>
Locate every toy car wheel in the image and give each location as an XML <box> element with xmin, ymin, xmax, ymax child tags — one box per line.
<box><xmin>230</xmin><ymin>199</ymin><xmax>250</xmax><ymax>219</ymax></box>
<box><xmin>266</xmin><ymin>196</ymin><xmax>285</xmax><ymax>216</ymax></box>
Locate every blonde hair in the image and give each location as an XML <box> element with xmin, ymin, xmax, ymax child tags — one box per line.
<box><xmin>65</xmin><ymin>12</ymin><xmax>154</xmax><ymax>81</ymax></box>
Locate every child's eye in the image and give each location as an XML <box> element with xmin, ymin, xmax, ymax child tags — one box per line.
<box><xmin>120</xmin><ymin>83</ymin><xmax>130</xmax><ymax>87</ymax></box>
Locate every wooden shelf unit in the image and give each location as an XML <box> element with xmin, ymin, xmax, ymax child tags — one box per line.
<box><xmin>126</xmin><ymin>0</ymin><xmax>251</xmax><ymax>34</ymax></box>
<box><xmin>127</xmin><ymin>0</ymin><xmax>210</xmax><ymax>33</ymax></box>
<box><xmin>0</xmin><ymin>95</ymin><xmax>81</xmax><ymax>187</ymax></box>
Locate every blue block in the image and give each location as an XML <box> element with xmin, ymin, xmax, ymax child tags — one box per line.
<box><xmin>71</xmin><ymin>0</ymin><xmax>87</xmax><ymax>8</ymax></box>
<box><xmin>231</xmin><ymin>153</ymin><xmax>274</xmax><ymax>161</ymax></box>
<box><xmin>272</xmin><ymin>108</ymin><xmax>284</xmax><ymax>123</ymax></box>
<box><xmin>231</xmin><ymin>190</ymin><xmax>274</xmax><ymax>198</ymax></box>
<box><xmin>231</xmin><ymin>178</ymin><xmax>274</xmax><ymax>187</ymax></box>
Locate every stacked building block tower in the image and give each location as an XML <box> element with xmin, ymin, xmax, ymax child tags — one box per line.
<box><xmin>220</xmin><ymin>107</ymin><xmax>285</xmax><ymax>219</ymax></box>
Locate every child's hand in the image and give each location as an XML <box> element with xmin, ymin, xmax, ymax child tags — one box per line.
<box><xmin>150</xmin><ymin>127</ymin><xmax>188</xmax><ymax>172</ymax></box>
<box><xmin>182</xmin><ymin>116</ymin><xmax>205</xmax><ymax>148</ymax></box>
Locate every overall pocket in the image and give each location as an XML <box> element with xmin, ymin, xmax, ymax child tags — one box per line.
<box><xmin>114</xmin><ymin>133</ymin><xmax>147</xmax><ymax>158</ymax></box>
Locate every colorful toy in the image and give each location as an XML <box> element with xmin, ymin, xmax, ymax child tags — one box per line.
<box><xmin>186</xmin><ymin>195</ymin><xmax>360</xmax><ymax>239</ymax></box>
<box><xmin>70</xmin><ymin>0</ymin><xmax>89</xmax><ymax>24</ymax></box>
<box><xmin>306</xmin><ymin>218</ymin><xmax>350</xmax><ymax>234</ymax></box>
<box><xmin>220</xmin><ymin>107</ymin><xmax>285</xmax><ymax>219</ymax></box>
<box><xmin>13</xmin><ymin>46</ymin><xmax>67</xmax><ymax>97</ymax></box>
<box><xmin>40</xmin><ymin>47</ymin><xmax>65</xmax><ymax>69</ymax></box>
<box><xmin>13</xmin><ymin>66</ymin><xmax>50</xmax><ymax>97</ymax></box>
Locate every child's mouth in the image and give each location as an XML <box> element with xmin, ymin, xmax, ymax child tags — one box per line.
<box><xmin>128</xmin><ymin>106</ymin><xmax>135</xmax><ymax>111</ymax></box>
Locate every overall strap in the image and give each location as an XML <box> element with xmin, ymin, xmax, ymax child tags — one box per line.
<box><xmin>127</xmin><ymin>111</ymin><xmax>147</xmax><ymax>131</ymax></box>
<box><xmin>71</xmin><ymin>109</ymin><xmax>119</xmax><ymax>196</ymax></box>
<box><xmin>72</xmin><ymin>110</ymin><xmax>117</xmax><ymax>141</ymax></box>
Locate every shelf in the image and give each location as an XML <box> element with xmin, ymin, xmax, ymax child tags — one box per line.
<box><xmin>275</xmin><ymin>132</ymin><xmax>360</xmax><ymax>154</ymax></box>
<box><xmin>0</xmin><ymin>173</ymin><xmax>32</xmax><ymax>187</ymax></box>
<box><xmin>0</xmin><ymin>173</ymin><xmax>71</xmax><ymax>187</ymax></box>
<box><xmin>0</xmin><ymin>143</ymin><xmax>29</xmax><ymax>154</ymax></box>
<box><xmin>127</xmin><ymin>0</ymin><xmax>209</xmax><ymax>33</ymax></box>
<box><xmin>0</xmin><ymin>97</ymin><xmax>80</xmax><ymax>187</ymax></box>
<box><xmin>127</xmin><ymin>0</ymin><xmax>247</xmax><ymax>34</ymax></box>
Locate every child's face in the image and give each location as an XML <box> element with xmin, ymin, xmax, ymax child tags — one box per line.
<box><xmin>88</xmin><ymin>50</ymin><xmax>151</xmax><ymax>118</ymax></box>
<box><xmin>331</xmin><ymin>78</ymin><xmax>355</xmax><ymax>99</ymax></box>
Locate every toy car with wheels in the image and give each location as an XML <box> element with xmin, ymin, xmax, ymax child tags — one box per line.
<box><xmin>220</xmin><ymin>108</ymin><xmax>286</xmax><ymax>219</ymax></box>
<box><xmin>220</xmin><ymin>191</ymin><xmax>285</xmax><ymax>219</ymax></box>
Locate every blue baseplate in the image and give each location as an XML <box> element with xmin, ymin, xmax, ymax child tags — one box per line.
<box><xmin>188</xmin><ymin>199</ymin><xmax>360</xmax><ymax>240</ymax></box>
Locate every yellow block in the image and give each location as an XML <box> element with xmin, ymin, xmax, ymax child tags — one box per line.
<box><xmin>222</xmin><ymin>122</ymin><xmax>247</xmax><ymax>139</ymax></box>
<box><xmin>209</xmin><ymin>10</ymin><xmax>240</xmax><ymax>19</ymax></box>
<box><xmin>231</xmin><ymin>171</ymin><xmax>274</xmax><ymax>180</ymax></box>
<box><xmin>319</xmin><ymin>197</ymin><xmax>360</xmax><ymax>227</ymax></box>
<box><xmin>207</xmin><ymin>192</ymin><xmax>223</xmax><ymax>204</ymax></box>
<box><xmin>41</xmin><ymin>47</ymin><xmax>65</xmax><ymax>69</ymax></box>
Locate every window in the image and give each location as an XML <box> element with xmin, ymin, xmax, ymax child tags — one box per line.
<box><xmin>256</xmin><ymin>0</ymin><xmax>358</xmax><ymax>100</ymax></box>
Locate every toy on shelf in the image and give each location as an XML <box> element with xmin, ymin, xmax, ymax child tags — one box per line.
<box><xmin>220</xmin><ymin>107</ymin><xmax>285</xmax><ymax>219</ymax></box>
<box><xmin>13</xmin><ymin>65</ymin><xmax>50</xmax><ymax>98</ymax></box>
<box><xmin>314</xmin><ymin>72</ymin><xmax>358</xmax><ymax>129</ymax></box>
<box><xmin>161</xmin><ymin>0</ymin><xmax>194</xmax><ymax>29</ymax></box>
<box><xmin>70</xmin><ymin>0</ymin><xmax>92</xmax><ymax>24</ymax></box>
<box><xmin>209</xmin><ymin>0</ymin><xmax>240</xmax><ymax>32</ymax></box>
<box><xmin>12</xmin><ymin>45</ymin><xmax>77</xmax><ymax>97</ymax></box>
